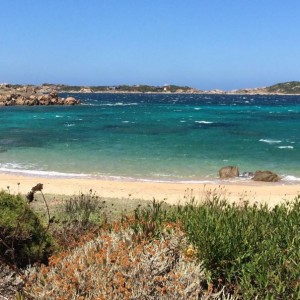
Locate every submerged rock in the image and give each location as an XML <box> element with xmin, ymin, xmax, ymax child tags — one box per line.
<box><xmin>219</xmin><ymin>166</ymin><xmax>239</xmax><ymax>179</ymax></box>
<box><xmin>252</xmin><ymin>170</ymin><xmax>281</xmax><ymax>182</ymax></box>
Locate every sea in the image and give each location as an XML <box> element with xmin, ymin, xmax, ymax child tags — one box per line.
<box><xmin>1</xmin><ymin>93</ymin><xmax>300</xmax><ymax>183</ymax></box>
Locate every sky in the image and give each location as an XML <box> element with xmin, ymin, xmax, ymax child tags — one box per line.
<box><xmin>0</xmin><ymin>0</ymin><xmax>300</xmax><ymax>90</ymax></box>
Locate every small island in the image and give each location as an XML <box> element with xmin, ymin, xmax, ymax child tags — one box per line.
<box><xmin>0</xmin><ymin>84</ymin><xmax>80</xmax><ymax>106</ymax></box>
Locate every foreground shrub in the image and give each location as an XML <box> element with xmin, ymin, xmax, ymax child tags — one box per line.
<box><xmin>178</xmin><ymin>197</ymin><xmax>300</xmax><ymax>299</ymax></box>
<box><xmin>0</xmin><ymin>191</ymin><xmax>53</xmax><ymax>267</ymax></box>
<box><xmin>24</xmin><ymin>225</ymin><xmax>209</xmax><ymax>299</ymax></box>
<box><xmin>50</xmin><ymin>190</ymin><xmax>107</xmax><ymax>250</ymax></box>
<box><xmin>62</xmin><ymin>190</ymin><xmax>104</xmax><ymax>226</ymax></box>
<box><xmin>0</xmin><ymin>264</ymin><xmax>24</xmax><ymax>298</ymax></box>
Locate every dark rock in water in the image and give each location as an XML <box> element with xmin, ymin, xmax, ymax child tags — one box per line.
<box><xmin>219</xmin><ymin>166</ymin><xmax>239</xmax><ymax>179</ymax></box>
<box><xmin>252</xmin><ymin>170</ymin><xmax>281</xmax><ymax>182</ymax></box>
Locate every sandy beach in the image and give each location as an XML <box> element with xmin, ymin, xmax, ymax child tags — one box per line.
<box><xmin>1</xmin><ymin>173</ymin><xmax>300</xmax><ymax>206</ymax></box>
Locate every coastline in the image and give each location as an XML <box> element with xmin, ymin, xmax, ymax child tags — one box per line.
<box><xmin>1</xmin><ymin>173</ymin><xmax>300</xmax><ymax>207</ymax></box>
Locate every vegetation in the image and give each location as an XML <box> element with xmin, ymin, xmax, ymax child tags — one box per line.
<box><xmin>266</xmin><ymin>81</ymin><xmax>300</xmax><ymax>94</ymax></box>
<box><xmin>1</xmin><ymin>186</ymin><xmax>300</xmax><ymax>299</ymax></box>
<box><xmin>0</xmin><ymin>190</ymin><xmax>54</xmax><ymax>268</ymax></box>
<box><xmin>47</xmin><ymin>83</ymin><xmax>195</xmax><ymax>93</ymax></box>
<box><xmin>177</xmin><ymin>198</ymin><xmax>300</xmax><ymax>299</ymax></box>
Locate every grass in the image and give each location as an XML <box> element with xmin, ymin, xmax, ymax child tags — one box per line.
<box><xmin>1</xmin><ymin>187</ymin><xmax>300</xmax><ymax>299</ymax></box>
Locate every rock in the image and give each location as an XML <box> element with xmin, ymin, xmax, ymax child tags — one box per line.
<box><xmin>252</xmin><ymin>171</ymin><xmax>281</xmax><ymax>182</ymax></box>
<box><xmin>16</xmin><ymin>96</ymin><xmax>26</xmax><ymax>105</ymax></box>
<box><xmin>49</xmin><ymin>91</ymin><xmax>58</xmax><ymax>98</ymax></box>
<box><xmin>64</xmin><ymin>97</ymin><xmax>79</xmax><ymax>105</ymax></box>
<box><xmin>219</xmin><ymin>166</ymin><xmax>239</xmax><ymax>179</ymax></box>
<box><xmin>80</xmin><ymin>88</ymin><xmax>92</xmax><ymax>93</ymax></box>
<box><xmin>0</xmin><ymin>91</ymin><xmax>80</xmax><ymax>106</ymax></box>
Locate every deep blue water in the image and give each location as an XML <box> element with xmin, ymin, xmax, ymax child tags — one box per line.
<box><xmin>0</xmin><ymin>93</ymin><xmax>300</xmax><ymax>182</ymax></box>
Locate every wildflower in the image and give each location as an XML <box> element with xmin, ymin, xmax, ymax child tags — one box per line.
<box><xmin>185</xmin><ymin>245</ymin><xmax>196</xmax><ymax>257</ymax></box>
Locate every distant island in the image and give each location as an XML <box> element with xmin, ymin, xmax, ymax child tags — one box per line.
<box><xmin>0</xmin><ymin>81</ymin><xmax>300</xmax><ymax>105</ymax></box>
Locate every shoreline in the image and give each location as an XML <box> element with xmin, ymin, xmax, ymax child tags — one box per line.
<box><xmin>1</xmin><ymin>173</ymin><xmax>300</xmax><ymax>207</ymax></box>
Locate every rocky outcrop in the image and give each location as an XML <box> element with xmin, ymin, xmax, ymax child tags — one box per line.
<box><xmin>219</xmin><ymin>166</ymin><xmax>239</xmax><ymax>179</ymax></box>
<box><xmin>0</xmin><ymin>92</ymin><xmax>80</xmax><ymax>106</ymax></box>
<box><xmin>64</xmin><ymin>96</ymin><xmax>79</xmax><ymax>105</ymax></box>
<box><xmin>252</xmin><ymin>170</ymin><xmax>281</xmax><ymax>182</ymax></box>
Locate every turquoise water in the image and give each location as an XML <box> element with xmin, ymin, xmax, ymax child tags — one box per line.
<box><xmin>1</xmin><ymin>93</ymin><xmax>300</xmax><ymax>182</ymax></box>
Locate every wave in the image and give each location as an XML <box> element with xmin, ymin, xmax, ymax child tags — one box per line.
<box><xmin>1</xmin><ymin>164</ymin><xmax>300</xmax><ymax>185</ymax></box>
<box><xmin>0</xmin><ymin>166</ymin><xmax>89</xmax><ymax>178</ymax></box>
<box><xmin>100</xmin><ymin>102</ymin><xmax>138</xmax><ymax>106</ymax></box>
<box><xmin>278</xmin><ymin>146</ymin><xmax>294</xmax><ymax>149</ymax></box>
<box><xmin>195</xmin><ymin>121</ymin><xmax>213</xmax><ymax>124</ymax></box>
<box><xmin>282</xmin><ymin>175</ymin><xmax>300</xmax><ymax>182</ymax></box>
<box><xmin>259</xmin><ymin>139</ymin><xmax>282</xmax><ymax>144</ymax></box>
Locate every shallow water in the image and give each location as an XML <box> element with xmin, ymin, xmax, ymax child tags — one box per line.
<box><xmin>1</xmin><ymin>93</ymin><xmax>300</xmax><ymax>182</ymax></box>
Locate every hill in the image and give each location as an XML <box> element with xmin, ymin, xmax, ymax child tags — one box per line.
<box><xmin>1</xmin><ymin>81</ymin><xmax>300</xmax><ymax>95</ymax></box>
<box><xmin>265</xmin><ymin>81</ymin><xmax>300</xmax><ymax>94</ymax></box>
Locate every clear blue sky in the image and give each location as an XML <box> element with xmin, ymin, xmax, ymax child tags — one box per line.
<box><xmin>1</xmin><ymin>0</ymin><xmax>300</xmax><ymax>90</ymax></box>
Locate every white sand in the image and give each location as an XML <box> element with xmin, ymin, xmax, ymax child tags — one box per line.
<box><xmin>1</xmin><ymin>173</ymin><xmax>300</xmax><ymax>206</ymax></box>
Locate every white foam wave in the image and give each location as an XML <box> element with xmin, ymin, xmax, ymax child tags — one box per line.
<box><xmin>0</xmin><ymin>166</ymin><xmax>89</xmax><ymax>178</ymax></box>
<box><xmin>278</xmin><ymin>146</ymin><xmax>294</xmax><ymax>149</ymax></box>
<box><xmin>195</xmin><ymin>121</ymin><xmax>213</xmax><ymax>124</ymax></box>
<box><xmin>259</xmin><ymin>139</ymin><xmax>282</xmax><ymax>144</ymax></box>
<box><xmin>55</xmin><ymin>115</ymin><xmax>63</xmax><ymax>118</ymax></box>
<box><xmin>194</xmin><ymin>108</ymin><xmax>201</xmax><ymax>110</ymax></box>
<box><xmin>282</xmin><ymin>175</ymin><xmax>300</xmax><ymax>182</ymax></box>
<box><xmin>101</xmin><ymin>102</ymin><xmax>138</xmax><ymax>106</ymax></box>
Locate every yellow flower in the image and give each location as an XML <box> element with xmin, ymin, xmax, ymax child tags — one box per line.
<box><xmin>185</xmin><ymin>245</ymin><xmax>196</xmax><ymax>257</ymax></box>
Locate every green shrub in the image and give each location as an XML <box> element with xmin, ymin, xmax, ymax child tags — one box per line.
<box><xmin>0</xmin><ymin>191</ymin><xmax>53</xmax><ymax>267</ymax></box>
<box><xmin>177</xmin><ymin>197</ymin><xmax>300</xmax><ymax>299</ymax></box>
<box><xmin>130</xmin><ymin>199</ymin><xmax>174</xmax><ymax>239</ymax></box>
<box><xmin>62</xmin><ymin>190</ymin><xmax>105</xmax><ymax>226</ymax></box>
<box><xmin>50</xmin><ymin>190</ymin><xmax>107</xmax><ymax>250</ymax></box>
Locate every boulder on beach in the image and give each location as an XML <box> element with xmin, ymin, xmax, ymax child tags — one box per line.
<box><xmin>219</xmin><ymin>166</ymin><xmax>239</xmax><ymax>179</ymax></box>
<box><xmin>252</xmin><ymin>170</ymin><xmax>281</xmax><ymax>182</ymax></box>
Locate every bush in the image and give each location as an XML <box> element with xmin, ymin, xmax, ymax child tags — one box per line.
<box><xmin>25</xmin><ymin>225</ymin><xmax>208</xmax><ymax>299</ymax></box>
<box><xmin>62</xmin><ymin>190</ymin><xmax>104</xmax><ymax>226</ymax></box>
<box><xmin>50</xmin><ymin>190</ymin><xmax>107</xmax><ymax>250</ymax></box>
<box><xmin>0</xmin><ymin>191</ymin><xmax>53</xmax><ymax>267</ymax></box>
<box><xmin>177</xmin><ymin>197</ymin><xmax>300</xmax><ymax>299</ymax></box>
